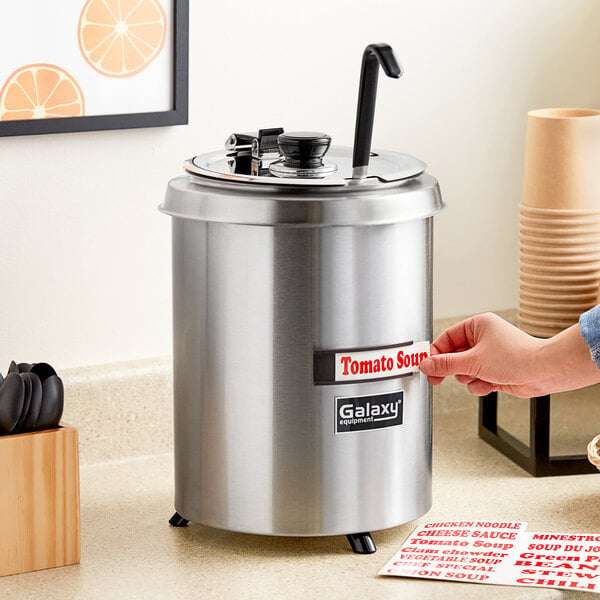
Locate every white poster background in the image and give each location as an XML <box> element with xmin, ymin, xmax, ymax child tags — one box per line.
<box><xmin>0</xmin><ymin>1</ymin><xmax>173</xmax><ymax>117</ymax></box>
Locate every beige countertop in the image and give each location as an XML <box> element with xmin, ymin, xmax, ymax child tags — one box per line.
<box><xmin>4</xmin><ymin>313</ymin><xmax>600</xmax><ymax>599</ymax></box>
<box><xmin>4</xmin><ymin>393</ymin><xmax>600</xmax><ymax>600</ymax></box>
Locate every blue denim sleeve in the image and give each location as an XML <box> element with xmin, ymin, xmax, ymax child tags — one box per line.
<box><xmin>579</xmin><ymin>305</ymin><xmax>600</xmax><ymax>369</ymax></box>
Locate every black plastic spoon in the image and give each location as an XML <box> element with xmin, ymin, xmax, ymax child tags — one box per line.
<box><xmin>7</xmin><ymin>360</ymin><xmax>19</xmax><ymax>375</ymax></box>
<box><xmin>0</xmin><ymin>373</ymin><xmax>25</xmax><ymax>434</ymax></box>
<box><xmin>21</xmin><ymin>372</ymin><xmax>43</xmax><ymax>433</ymax></box>
<box><xmin>31</xmin><ymin>362</ymin><xmax>58</xmax><ymax>383</ymax></box>
<box><xmin>36</xmin><ymin>375</ymin><xmax>64</xmax><ymax>431</ymax></box>
<box><xmin>14</xmin><ymin>373</ymin><xmax>32</xmax><ymax>433</ymax></box>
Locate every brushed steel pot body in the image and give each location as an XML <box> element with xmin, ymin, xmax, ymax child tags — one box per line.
<box><xmin>163</xmin><ymin>172</ymin><xmax>442</xmax><ymax>536</ymax></box>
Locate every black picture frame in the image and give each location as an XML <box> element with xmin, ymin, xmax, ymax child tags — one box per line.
<box><xmin>0</xmin><ymin>0</ymin><xmax>188</xmax><ymax>137</ymax></box>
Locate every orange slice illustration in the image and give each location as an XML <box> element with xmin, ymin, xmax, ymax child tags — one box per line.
<box><xmin>0</xmin><ymin>64</ymin><xmax>85</xmax><ymax>121</ymax></box>
<box><xmin>78</xmin><ymin>0</ymin><xmax>167</xmax><ymax>78</ymax></box>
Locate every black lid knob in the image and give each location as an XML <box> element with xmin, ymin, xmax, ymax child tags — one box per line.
<box><xmin>277</xmin><ymin>132</ymin><xmax>331</xmax><ymax>169</ymax></box>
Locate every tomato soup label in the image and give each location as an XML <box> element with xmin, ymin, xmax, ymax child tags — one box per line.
<box><xmin>314</xmin><ymin>341</ymin><xmax>430</xmax><ymax>385</ymax></box>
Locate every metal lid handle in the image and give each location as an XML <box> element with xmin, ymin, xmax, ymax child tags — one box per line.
<box><xmin>352</xmin><ymin>43</ymin><xmax>403</xmax><ymax>178</ymax></box>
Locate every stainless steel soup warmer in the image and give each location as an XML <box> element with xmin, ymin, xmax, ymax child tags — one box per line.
<box><xmin>160</xmin><ymin>43</ymin><xmax>444</xmax><ymax>553</ymax></box>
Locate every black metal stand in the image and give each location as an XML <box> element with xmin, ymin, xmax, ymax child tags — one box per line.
<box><xmin>347</xmin><ymin>532</ymin><xmax>376</xmax><ymax>554</ymax></box>
<box><xmin>479</xmin><ymin>392</ymin><xmax>597</xmax><ymax>477</ymax></box>
<box><xmin>169</xmin><ymin>511</ymin><xmax>189</xmax><ymax>527</ymax></box>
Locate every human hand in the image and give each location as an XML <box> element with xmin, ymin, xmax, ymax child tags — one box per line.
<box><xmin>419</xmin><ymin>312</ymin><xmax>600</xmax><ymax>398</ymax></box>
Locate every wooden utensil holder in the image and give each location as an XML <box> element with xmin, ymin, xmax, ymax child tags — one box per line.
<box><xmin>0</xmin><ymin>424</ymin><xmax>80</xmax><ymax>577</ymax></box>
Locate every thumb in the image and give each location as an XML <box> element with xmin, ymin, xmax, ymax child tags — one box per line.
<box><xmin>419</xmin><ymin>350</ymin><xmax>475</xmax><ymax>377</ymax></box>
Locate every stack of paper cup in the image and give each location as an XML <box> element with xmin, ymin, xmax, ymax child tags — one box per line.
<box><xmin>519</xmin><ymin>108</ymin><xmax>600</xmax><ymax>338</ymax></box>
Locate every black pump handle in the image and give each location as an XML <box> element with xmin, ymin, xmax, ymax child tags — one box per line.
<box><xmin>352</xmin><ymin>44</ymin><xmax>402</xmax><ymax>177</ymax></box>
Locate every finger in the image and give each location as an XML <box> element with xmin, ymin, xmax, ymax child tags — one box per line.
<box><xmin>431</xmin><ymin>319</ymin><xmax>475</xmax><ymax>355</ymax></box>
<box><xmin>455</xmin><ymin>374</ymin><xmax>476</xmax><ymax>385</ymax></box>
<box><xmin>426</xmin><ymin>375</ymin><xmax>445</xmax><ymax>386</ymax></box>
<box><xmin>429</xmin><ymin>343</ymin><xmax>470</xmax><ymax>357</ymax></box>
<box><xmin>419</xmin><ymin>349</ymin><xmax>476</xmax><ymax>378</ymax></box>
<box><xmin>466</xmin><ymin>379</ymin><xmax>496</xmax><ymax>396</ymax></box>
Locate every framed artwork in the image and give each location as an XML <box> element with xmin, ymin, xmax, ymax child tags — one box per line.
<box><xmin>0</xmin><ymin>0</ymin><xmax>188</xmax><ymax>136</ymax></box>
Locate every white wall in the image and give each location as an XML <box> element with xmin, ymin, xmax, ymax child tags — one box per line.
<box><xmin>1</xmin><ymin>0</ymin><xmax>599</xmax><ymax>370</ymax></box>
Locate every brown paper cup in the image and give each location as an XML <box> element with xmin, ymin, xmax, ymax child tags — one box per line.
<box><xmin>519</xmin><ymin>314</ymin><xmax>584</xmax><ymax>327</ymax></box>
<box><xmin>520</xmin><ymin>232</ymin><xmax>600</xmax><ymax>246</ymax></box>
<box><xmin>519</xmin><ymin>298</ymin><xmax>594</xmax><ymax>311</ymax></box>
<box><xmin>520</xmin><ymin>204</ymin><xmax>600</xmax><ymax>217</ymax></box>
<box><xmin>522</xmin><ymin>108</ymin><xmax>600</xmax><ymax>209</ymax></box>
<box><xmin>518</xmin><ymin>313</ymin><xmax>578</xmax><ymax>328</ymax></box>
<box><xmin>519</xmin><ymin>271</ymin><xmax>600</xmax><ymax>283</ymax></box>
<box><xmin>520</xmin><ymin>242</ymin><xmax>600</xmax><ymax>255</ymax></box>
<box><xmin>520</xmin><ymin>214</ymin><xmax>600</xmax><ymax>227</ymax></box>
<box><xmin>519</xmin><ymin>261</ymin><xmax>600</xmax><ymax>274</ymax></box>
<box><xmin>519</xmin><ymin>322</ymin><xmax>563</xmax><ymax>338</ymax></box>
<box><xmin>520</xmin><ymin>225</ymin><xmax>600</xmax><ymax>236</ymax></box>
<box><xmin>520</xmin><ymin>287</ymin><xmax>597</xmax><ymax>300</ymax></box>
<box><xmin>520</xmin><ymin>298</ymin><xmax>597</xmax><ymax>310</ymax></box>
<box><xmin>519</xmin><ymin>281</ymin><xmax>596</xmax><ymax>300</ymax></box>
<box><xmin>519</xmin><ymin>251</ymin><xmax>600</xmax><ymax>264</ymax></box>
<box><xmin>519</xmin><ymin>288</ymin><xmax>598</xmax><ymax>301</ymax></box>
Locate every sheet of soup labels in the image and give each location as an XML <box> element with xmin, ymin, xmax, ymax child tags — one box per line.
<box><xmin>379</xmin><ymin>520</ymin><xmax>600</xmax><ymax>593</ymax></box>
